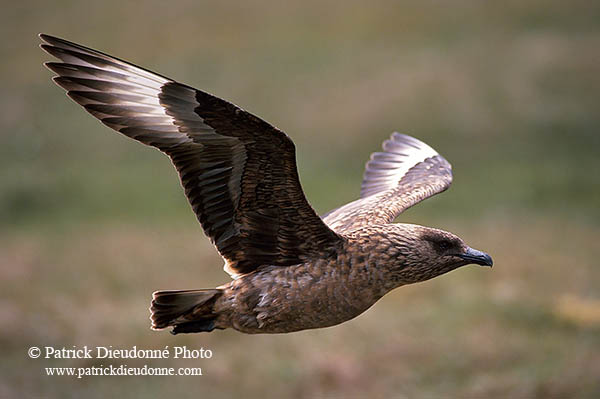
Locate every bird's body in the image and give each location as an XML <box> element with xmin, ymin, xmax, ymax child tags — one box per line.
<box><xmin>171</xmin><ymin>224</ymin><xmax>481</xmax><ymax>334</ymax></box>
<box><xmin>198</xmin><ymin>227</ymin><xmax>397</xmax><ymax>334</ymax></box>
<box><xmin>40</xmin><ymin>34</ymin><xmax>493</xmax><ymax>335</ymax></box>
<box><xmin>216</xmin><ymin>253</ymin><xmax>378</xmax><ymax>334</ymax></box>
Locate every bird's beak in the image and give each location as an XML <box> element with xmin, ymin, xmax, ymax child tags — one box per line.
<box><xmin>457</xmin><ymin>247</ymin><xmax>493</xmax><ymax>267</ymax></box>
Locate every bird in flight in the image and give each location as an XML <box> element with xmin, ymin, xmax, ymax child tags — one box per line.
<box><xmin>40</xmin><ymin>34</ymin><xmax>492</xmax><ymax>335</ymax></box>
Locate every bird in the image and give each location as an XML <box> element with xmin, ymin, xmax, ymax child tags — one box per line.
<box><xmin>40</xmin><ymin>34</ymin><xmax>493</xmax><ymax>335</ymax></box>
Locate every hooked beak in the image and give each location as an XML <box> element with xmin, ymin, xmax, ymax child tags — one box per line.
<box><xmin>457</xmin><ymin>247</ymin><xmax>493</xmax><ymax>267</ymax></box>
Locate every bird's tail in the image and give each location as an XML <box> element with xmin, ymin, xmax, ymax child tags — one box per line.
<box><xmin>150</xmin><ymin>289</ymin><xmax>222</xmax><ymax>334</ymax></box>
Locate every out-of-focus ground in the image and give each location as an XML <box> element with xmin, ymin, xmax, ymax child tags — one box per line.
<box><xmin>1</xmin><ymin>1</ymin><xmax>599</xmax><ymax>397</ymax></box>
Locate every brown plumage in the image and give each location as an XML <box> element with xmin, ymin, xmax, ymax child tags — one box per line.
<box><xmin>40</xmin><ymin>34</ymin><xmax>493</xmax><ymax>335</ymax></box>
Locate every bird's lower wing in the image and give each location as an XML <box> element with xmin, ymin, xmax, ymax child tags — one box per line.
<box><xmin>323</xmin><ymin>133</ymin><xmax>452</xmax><ymax>233</ymax></box>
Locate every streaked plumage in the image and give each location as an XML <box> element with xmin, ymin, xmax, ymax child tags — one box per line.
<box><xmin>40</xmin><ymin>34</ymin><xmax>492</xmax><ymax>334</ymax></box>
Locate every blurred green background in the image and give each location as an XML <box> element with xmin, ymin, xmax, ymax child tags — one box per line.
<box><xmin>2</xmin><ymin>0</ymin><xmax>599</xmax><ymax>397</ymax></box>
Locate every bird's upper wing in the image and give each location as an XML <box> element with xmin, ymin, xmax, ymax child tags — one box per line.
<box><xmin>40</xmin><ymin>34</ymin><xmax>342</xmax><ymax>277</ymax></box>
<box><xmin>322</xmin><ymin>133</ymin><xmax>452</xmax><ymax>233</ymax></box>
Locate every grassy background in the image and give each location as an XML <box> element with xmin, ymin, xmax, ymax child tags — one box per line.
<box><xmin>2</xmin><ymin>0</ymin><xmax>599</xmax><ymax>397</ymax></box>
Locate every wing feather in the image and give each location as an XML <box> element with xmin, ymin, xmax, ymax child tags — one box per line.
<box><xmin>323</xmin><ymin>133</ymin><xmax>452</xmax><ymax>232</ymax></box>
<box><xmin>41</xmin><ymin>34</ymin><xmax>341</xmax><ymax>277</ymax></box>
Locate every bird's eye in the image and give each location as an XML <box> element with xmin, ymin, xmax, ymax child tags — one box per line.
<box><xmin>422</xmin><ymin>233</ymin><xmax>456</xmax><ymax>253</ymax></box>
<box><xmin>438</xmin><ymin>241</ymin><xmax>450</xmax><ymax>251</ymax></box>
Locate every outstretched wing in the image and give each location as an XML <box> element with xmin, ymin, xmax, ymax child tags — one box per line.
<box><xmin>323</xmin><ymin>133</ymin><xmax>452</xmax><ymax>233</ymax></box>
<box><xmin>40</xmin><ymin>34</ymin><xmax>341</xmax><ymax>277</ymax></box>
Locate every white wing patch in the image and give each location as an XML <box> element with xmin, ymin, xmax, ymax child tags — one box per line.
<box><xmin>223</xmin><ymin>260</ymin><xmax>242</xmax><ymax>279</ymax></box>
<box><xmin>41</xmin><ymin>34</ymin><xmax>169</xmax><ymax>88</ymax></box>
<box><xmin>41</xmin><ymin>34</ymin><xmax>186</xmax><ymax>142</ymax></box>
<box><xmin>360</xmin><ymin>132</ymin><xmax>439</xmax><ymax>198</ymax></box>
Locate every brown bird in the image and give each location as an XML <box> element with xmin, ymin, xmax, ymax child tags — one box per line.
<box><xmin>40</xmin><ymin>34</ymin><xmax>493</xmax><ymax>335</ymax></box>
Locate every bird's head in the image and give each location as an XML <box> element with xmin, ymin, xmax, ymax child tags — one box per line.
<box><xmin>381</xmin><ymin>224</ymin><xmax>493</xmax><ymax>286</ymax></box>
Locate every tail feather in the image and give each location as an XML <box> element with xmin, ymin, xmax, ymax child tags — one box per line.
<box><xmin>150</xmin><ymin>289</ymin><xmax>221</xmax><ymax>332</ymax></box>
